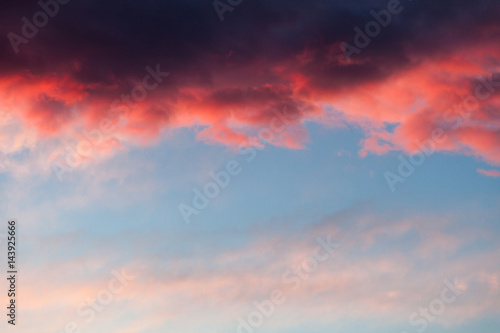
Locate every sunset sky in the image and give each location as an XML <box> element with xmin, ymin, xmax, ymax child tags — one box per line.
<box><xmin>0</xmin><ymin>0</ymin><xmax>499</xmax><ymax>332</ymax></box>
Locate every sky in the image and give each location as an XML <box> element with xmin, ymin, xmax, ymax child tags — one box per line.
<box><xmin>0</xmin><ymin>0</ymin><xmax>499</xmax><ymax>332</ymax></box>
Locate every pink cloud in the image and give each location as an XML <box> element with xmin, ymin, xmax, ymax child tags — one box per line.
<box><xmin>1</xmin><ymin>30</ymin><xmax>500</xmax><ymax>174</ymax></box>
<box><xmin>477</xmin><ymin>168</ymin><xmax>500</xmax><ymax>178</ymax></box>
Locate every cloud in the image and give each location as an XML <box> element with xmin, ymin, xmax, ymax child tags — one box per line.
<box><xmin>22</xmin><ymin>210</ymin><xmax>500</xmax><ymax>331</ymax></box>
<box><xmin>0</xmin><ymin>0</ymin><xmax>499</xmax><ymax>176</ymax></box>
<box><xmin>477</xmin><ymin>168</ymin><xmax>500</xmax><ymax>178</ymax></box>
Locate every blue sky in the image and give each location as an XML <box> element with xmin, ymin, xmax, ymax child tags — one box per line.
<box><xmin>1</xmin><ymin>121</ymin><xmax>499</xmax><ymax>332</ymax></box>
<box><xmin>1</xmin><ymin>0</ymin><xmax>500</xmax><ymax>332</ymax></box>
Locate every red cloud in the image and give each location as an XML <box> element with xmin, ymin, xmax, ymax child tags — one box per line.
<box><xmin>1</xmin><ymin>32</ymin><xmax>500</xmax><ymax>170</ymax></box>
